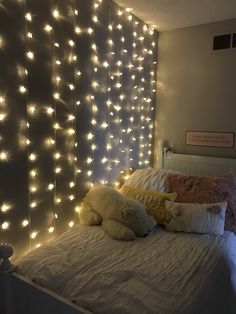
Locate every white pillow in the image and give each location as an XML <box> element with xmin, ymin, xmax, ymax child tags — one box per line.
<box><xmin>164</xmin><ymin>201</ymin><xmax>227</xmax><ymax>236</ymax></box>
<box><xmin>124</xmin><ymin>168</ymin><xmax>176</xmax><ymax>192</ymax></box>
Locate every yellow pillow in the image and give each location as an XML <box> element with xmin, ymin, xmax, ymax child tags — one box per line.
<box><xmin>120</xmin><ymin>185</ymin><xmax>177</xmax><ymax>224</ymax></box>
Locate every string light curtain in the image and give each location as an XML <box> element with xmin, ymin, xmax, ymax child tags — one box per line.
<box><xmin>0</xmin><ymin>0</ymin><xmax>157</xmax><ymax>258</ymax></box>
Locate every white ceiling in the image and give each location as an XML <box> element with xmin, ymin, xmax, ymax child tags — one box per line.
<box><xmin>114</xmin><ymin>0</ymin><xmax>236</xmax><ymax>31</ymax></box>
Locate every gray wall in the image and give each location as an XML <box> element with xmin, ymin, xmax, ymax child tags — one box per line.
<box><xmin>155</xmin><ymin>18</ymin><xmax>236</xmax><ymax>165</ymax></box>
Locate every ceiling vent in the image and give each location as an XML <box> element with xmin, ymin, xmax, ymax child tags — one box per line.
<box><xmin>213</xmin><ymin>33</ymin><xmax>236</xmax><ymax>51</ymax></box>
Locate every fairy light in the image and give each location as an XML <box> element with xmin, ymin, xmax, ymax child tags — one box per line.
<box><xmin>26</xmin><ymin>51</ymin><xmax>34</xmax><ymax>60</ymax></box>
<box><xmin>0</xmin><ymin>0</ymin><xmax>157</xmax><ymax>254</ymax></box>
<box><xmin>25</xmin><ymin>12</ymin><xmax>32</xmax><ymax>21</ymax></box>
<box><xmin>44</xmin><ymin>24</ymin><xmax>53</xmax><ymax>32</ymax></box>
<box><xmin>53</xmin><ymin>9</ymin><xmax>59</xmax><ymax>19</ymax></box>
<box><xmin>19</xmin><ymin>85</ymin><xmax>27</xmax><ymax>94</ymax></box>
<box><xmin>69</xmin><ymin>221</ymin><xmax>74</xmax><ymax>228</ymax></box>
<box><xmin>48</xmin><ymin>227</ymin><xmax>54</xmax><ymax>233</ymax></box>
<box><xmin>0</xmin><ymin>151</ymin><xmax>8</xmax><ymax>161</ymax></box>
<box><xmin>22</xmin><ymin>219</ymin><xmax>29</xmax><ymax>227</ymax></box>
<box><xmin>1</xmin><ymin>203</ymin><xmax>11</xmax><ymax>213</ymax></box>
<box><xmin>1</xmin><ymin>222</ymin><xmax>9</xmax><ymax>230</ymax></box>
<box><xmin>30</xmin><ymin>231</ymin><xmax>38</xmax><ymax>239</ymax></box>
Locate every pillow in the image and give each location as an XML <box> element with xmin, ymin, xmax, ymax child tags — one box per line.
<box><xmin>164</xmin><ymin>201</ymin><xmax>227</xmax><ymax>236</ymax></box>
<box><xmin>166</xmin><ymin>173</ymin><xmax>236</xmax><ymax>234</ymax></box>
<box><xmin>123</xmin><ymin>168</ymin><xmax>177</xmax><ymax>192</ymax></box>
<box><xmin>120</xmin><ymin>184</ymin><xmax>177</xmax><ymax>224</ymax></box>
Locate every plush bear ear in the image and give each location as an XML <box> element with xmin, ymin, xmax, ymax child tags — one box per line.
<box><xmin>122</xmin><ymin>207</ymin><xmax>136</xmax><ymax>219</ymax></box>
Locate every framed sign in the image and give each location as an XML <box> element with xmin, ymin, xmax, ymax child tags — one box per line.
<box><xmin>186</xmin><ymin>131</ymin><xmax>234</xmax><ymax>148</ymax></box>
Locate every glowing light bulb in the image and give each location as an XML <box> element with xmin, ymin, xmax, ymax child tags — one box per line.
<box><xmin>68</xmin><ymin>84</ymin><xmax>75</xmax><ymax>90</ymax></box>
<box><xmin>55</xmin><ymin>167</ymin><xmax>61</xmax><ymax>174</ymax></box>
<box><xmin>30</xmin><ymin>201</ymin><xmax>37</xmax><ymax>208</ymax></box>
<box><xmin>31</xmin><ymin>231</ymin><xmax>38</xmax><ymax>239</ymax></box>
<box><xmin>26</xmin><ymin>51</ymin><xmax>34</xmax><ymax>60</ymax></box>
<box><xmin>46</xmin><ymin>107</ymin><xmax>54</xmax><ymax>115</ymax></box>
<box><xmin>69</xmin><ymin>195</ymin><xmax>74</xmax><ymax>201</ymax></box>
<box><xmin>48</xmin><ymin>227</ymin><xmax>54</xmax><ymax>233</ymax></box>
<box><xmin>1</xmin><ymin>203</ymin><xmax>11</xmax><ymax>213</ymax></box>
<box><xmin>44</xmin><ymin>24</ymin><xmax>52</xmax><ymax>32</ymax></box>
<box><xmin>27</xmin><ymin>32</ymin><xmax>33</xmax><ymax>38</ymax></box>
<box><xmin>48</xmin><ymin>183</ymin><xmax>54</xmax><ymax>190</ymax></box>
<box><xmin>0</xmin><ymin>151</ymin><xmax>8</xmax><ymax>161</ymax></box>
<box><xmin>103</xmin><ymin>61</ymin><xmax>109</xmax><ymax>68</ymax></box>
<box><xmin>30</xmin><ymin>185</ymin><xmax>37</xmax><ymax>193</ymax></box>
<box><xmin>68</xmin><ymin>221</ymin><xmax>74</xmax><ymax>228</ymax></box>
<box><xmin>67</xmin><ymin>128</ymin><xmax>75</xmax><ymax>135</ymax></box>
<box><xmin>29</xmin><ymin>153</ymin><xmax>37</xmax><ymax>161</ymax></box>
<box><xmin>87</xmin><ymin>157</ymin><xmax>93</xmax><ymax>164</ymax></box>
<box><xmin>87</xmin><ymin>170</ymin><xmax>92</xmax><ymax>176</ymax></box>
<box><xmin>53</xmin><ymin>9</ymin><xmax>59</xmax><ymax>19</ymax></box>
<box><xmin>19</xmin><ymin>85</ymin><xmax>27</xmax><ymax>94</ymax></box>
<box><xmin>87</xmin><ymin>133</ymin><xmax>93</xmax><ymax>140</ymax></box>
<box><xmin>101</xmin><ymin>122</ymin><xmax>108</xmax><ymax>128</ymax></box>
<box><xmin>69</xmin><ymin>182</ymin><xmax>75</xmax><ymax>188</ymax></box>
<box><xmin>93</xmin><ymin>16</ymin><xmax>98</xmax><ymax>23</ymax></box>
<box><xmin>68</xmin><ymin>40</ymin><xmax>75</xmax><ymax>47</ymax></box>
<box><xmin>75</xmin><ymin>26</ymin><xmax>81</xmax><ymax>34</ymax></box>
<box><xmin>87</xmin><ymin>28</ymin><xmax>93</xmax><ymax>34</ymax></box>
<box><xmin>22</xmin><ymin>219</ymin><xmax>29</xmax><ymax>227</ymax></box>
<box><xmin>54</xmin><ymin>152</ymin><xmax>61</xmax><ymax>159</ymax></box>
<box><xmin>101</xmin><ymin>157</ymin><xmax>107</xmax><ymax>164</ymax></box>
<box><xmin>0</xmin><ymin>113</ymin><xmax>6</xmax><ymax>121</ymax></box>
<box><xmin>2</xmin><ymin>222</ymin><xmax>9</xmax><ymax>230</ymax></box>
<box><xmin>25</xmin><ymin>12</ymin><xmax>32</xmax><ymax>21</ymax></box>
<box><xmin>53</xmin><ymin>122</ymin><xmax>61</xmax><ymax>130</ymax></box>
<box><xmin>53</xmin><ymin>93</ymin><xmax>60</xmax><ymax>100</ymax></box>
<box><xmin>91</xmin><ymin>144</ymin><xmax>97</xmax><ymax>151</ymax></box>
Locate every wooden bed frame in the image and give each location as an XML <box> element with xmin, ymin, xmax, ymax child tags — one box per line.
<box><xmin>1</xmin><ymin>152</ymin><xmax>236</xmax><ymax>314</ymax></box>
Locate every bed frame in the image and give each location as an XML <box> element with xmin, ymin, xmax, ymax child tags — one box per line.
<box><xmin>0</xmin><ymin>245</ymin><xmax>91</xmax><ymax>314</ymax></box>
<box><xmin>1</xmin><ymin>152</ymin><xmax>236</xmax><ymax>314</ymax></box>
<box><xmin>162</xmin><ymin>152</ymin><xmax>236</xmax><ymax>176</ymax></box>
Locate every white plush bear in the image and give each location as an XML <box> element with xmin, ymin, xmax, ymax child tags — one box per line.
<box><xmin>79</xmin><ymin>185</ymin><xmax>156</xmax><ymax>240</ymax></box>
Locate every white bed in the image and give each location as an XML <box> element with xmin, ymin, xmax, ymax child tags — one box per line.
<box><xmin>1</xmin><ymin>152</ymin><xmax>236</xmax><ymax>314</ymax></box>
<box><xmin>14</xmin><ymin>224</ymin><xmax>236</xmax><ymax>314</ymax></box>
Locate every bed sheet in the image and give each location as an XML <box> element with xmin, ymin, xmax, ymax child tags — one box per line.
<box><xmin>15</xmin><ymin>226</ymin><xmax>236</xmax><ymax>314</ymax></box>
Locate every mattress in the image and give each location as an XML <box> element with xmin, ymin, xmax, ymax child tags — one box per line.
<box><xmin>15</xmin><ymin>226</ymin><xmax>236</xmax><ymax>314</ymax></box>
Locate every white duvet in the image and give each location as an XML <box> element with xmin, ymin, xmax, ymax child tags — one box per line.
<box><xmin>15</xmin><ymin>226</ymin><xmax>236</xmax><ymax>314</ymax></box>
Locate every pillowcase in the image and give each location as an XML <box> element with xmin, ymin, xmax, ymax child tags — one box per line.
<box><xmin>120</xmin><ymin>184</ymin><xmax>177</xmax><ymax>224</ymax></box>
<box><xmin>164</xmin><ymin>201</ymin><xmax>227</xmax><ymax>236</ymax></box>
<box><xmin>166</xmin><ymin>173</ymin><xmax>236</xmax><ymax>234</ymax></box>
<box><xmin>123</xmin><ymin>168</ymin><xmax>177</xmax><ymax>192</ymax></box>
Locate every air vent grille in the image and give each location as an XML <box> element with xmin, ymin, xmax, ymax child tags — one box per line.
<box><xmin>213</xmin><ymin>33</ymin><xmax>236</xmax><ymax>51</ymax></box>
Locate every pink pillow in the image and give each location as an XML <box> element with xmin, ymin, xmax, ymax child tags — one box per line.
<box><xmin>166</xmin><ymin>173</ymin><xmax>236</xmax><ymax>234</ymax></box>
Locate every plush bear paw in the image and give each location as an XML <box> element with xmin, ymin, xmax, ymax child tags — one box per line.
<box><xmin>79</xmin><ymin>201</ymin><xmax>102</xmax><ymax>226</ymax></box>
<box><xmin>102</xmin><ymin>219</ymin><xmax>136</xmax><ymax>240</ymax></box>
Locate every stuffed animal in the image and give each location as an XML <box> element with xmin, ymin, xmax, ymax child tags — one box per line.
<box><xmin>79</xmin><ymin>185</ymin><xmax>156</xmax><ymax>240</ymax></box>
